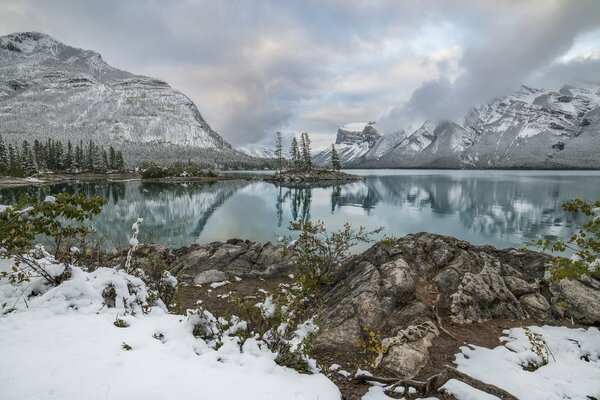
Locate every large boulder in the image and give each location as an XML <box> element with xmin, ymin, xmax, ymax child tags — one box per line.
<box><xmin>171</xmin><ymin>239</ymin><xmax>294</xmax><ymax>282</ymax></box>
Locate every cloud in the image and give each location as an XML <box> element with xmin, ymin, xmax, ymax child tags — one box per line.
<box><xmin>379</xmin><ymin>0</ymin><xmax>600</xmax><ymax>133</ymax></box>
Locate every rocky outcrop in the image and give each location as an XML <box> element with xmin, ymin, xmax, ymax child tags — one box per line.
<box><xmin>314</xmin><ymin>232</ymin><xmax>600</xmax><ymax>378</ymax></box>
<box><xmin>170</xmin><ymin>239</ymin><xmax>294</xmax><ymax>283</ymax></box>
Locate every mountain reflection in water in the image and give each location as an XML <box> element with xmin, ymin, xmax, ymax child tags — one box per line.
<box><xmin>1</xmin><ymin>170</ymin><xmax>598</xmax><ymax>251</ymax></box>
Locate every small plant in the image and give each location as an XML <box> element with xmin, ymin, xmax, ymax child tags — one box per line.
<box><xmin>523</xmin><ymin>327</ymin><xmax>552</xmax><ymax>368</ymax></box>
<box><xmin>534</xmin><ymin>199</ymin><xmax>600</xmax><ymax>280</ymax></box>
<box><xmin>133</xmin><ymin>256</ymin><xmax>178</xmax><ymax>311</ymax></box>
<box><xmin>121</xmin><ymin>342</ymin><xmax>132</xmax><ymax>351</ymax></box>
<box><xmin>376</xmin><ymin>234</ymin><xmax>400</xmax><ymax>249</ymax></box>
<box><xmin>114</xmin><ymin>315</ymin><xmax>129</xmax><ymax>328</ymax></box>
<box><xmin>101</xmin><ymin>283</ymin><xmax>117</xmax><ymax>308</ymax></box>
<box><xmin>281</xmin><ymin>220</ymin><xmax>382</xmax><ymax>289</ymax></box>
<box><xmin>357</xmin><ymin>329</ymin><xmax>383</xmax><ymax>367</ymax></box>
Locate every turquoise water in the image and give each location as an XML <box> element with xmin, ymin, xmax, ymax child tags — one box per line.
<box><xmin>1</xmin><ymin>170</ymin><xmax>599</xmax><ymax>251</ymax></box>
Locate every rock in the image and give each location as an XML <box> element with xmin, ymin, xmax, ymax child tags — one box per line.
<box><xmin>193</xmin><ymin>270</ymin><xmax>228</xmax><ymax>285</ymax></box>
<box><xmin>374</xmin><ymin>321</ymin><xmax>439</xmax><ymax>378</ymax></box>
<box><xmin>315</xmin><ymin>259</ymin><xmax>420</xmax><ymax>349</ymax></box>
<box><xmin>550</xmin><ymin>278</ymin><xmax>600</xmax><ymax>324</ymax></box>
<box><xmin>503</xmin><ymin>275</ymin><xmax>538</xmax><ymax>297</ymax></box>
<box><xmin>170</xmin><ymin>240</ymin><xmax>294</xmax><ymax>282</ymax></box>
<box><xmin>519</xmin><ymin>293</ymin><xmax>552</xmax><ymax>321</ymax></box>
<box><xmin>450</xmin><ymin>261</ymin><xmax>525</xmax><ymax>324</ymax></box>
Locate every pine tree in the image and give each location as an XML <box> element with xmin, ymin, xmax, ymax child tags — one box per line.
<box><xmin>275</xmin><ymin>131</ymin><xmax>283</xmax><ymax>172</ymax></box>
<box><xmin>114</xmin><ymin>151</ymin><xmax>125</xmax><ymax>171</ymax></box>
<box><xmin>331</xmin><ymin>144</ymin><xmax>341</xmax><ymax>171</ymax></box>
<box><xmin>64</xmin><ymin>141</ymin><xmax>74</xmax><ymax>171</ymax></box>
<box><xmin>289</xmin><ymin>137</ymin><xmax>299</xmax><ymax>171</ymax></box>
<box><xmin>300</xmin><ymin>132</ymin><xmax>312</xmax><ymax>171</ymax></box>
<box><xmin>21</xmin><ymin>141</ymin><xmax>36</xmax><ymax>176</ymax></box>
<box><xmin>0</xmin><ymin>136</ymin><xmax>8</xmax><ymax>174</ymax></box>
<box><xmin>8</xmin><ymin>144</ymin><xmax>24</xmax><ymax>177</ymax></box>
<box><xmin>108</xmin><ymin>146</ymin><xmax>116</xmax><ymax>170</ymax></box>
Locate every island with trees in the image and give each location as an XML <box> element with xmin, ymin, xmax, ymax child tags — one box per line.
<box><xmin>266</xmin><ymin>132</ymin><xmax>363</xmax><ymax>183</ymax></box>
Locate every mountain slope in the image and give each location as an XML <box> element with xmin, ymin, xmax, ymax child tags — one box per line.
<box><xmin>358</xmin><ymin>82</ymin><xmax>600</xmax><ymax>169</ymax></box>
<box><xmin>0</xmin><ymin>32</ymin><xmax>232</xmax><ymax>158</ymax></box>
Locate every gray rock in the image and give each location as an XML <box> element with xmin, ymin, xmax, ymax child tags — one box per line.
<box><xmin>193</xmin><ymin>270</ymin><xmax>228</xmax><ymax>285</ymax></box>
<box><xmin>170</xmin><ymin>240</ymin><xmax>294</xmax><ymax>282</ymax></box>
<box><xmin>450</xmin><ymin>262</ymin><xmax>525</xmax><ymax>324</ymax></box>
<box><xmin>504</xmin><ymin>276</ymin><xmax>538</xmax><ymax>297</ymax></box>
<box><xmin>374</xmin><ymin>321</ymin><xmax>439</xmax><ymax>378</ymax></box>
<box><xmin>519</xmin><ymin>293</ymin><xmax>552</xmax><ymax>321</ymax></box>
<box><xmin>551</xmin><ymin>278</ymin><xmax>600</xmax><ymax>324</ymax></box>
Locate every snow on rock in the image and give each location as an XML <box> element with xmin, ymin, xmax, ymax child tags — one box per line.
<box><xmin>0</xmin><ymin>258</ymin><xmax>340</xmax><ymax>400</ymax></box>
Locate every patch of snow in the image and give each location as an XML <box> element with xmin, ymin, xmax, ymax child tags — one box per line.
<box><xmin>340</xmin><ymin>122</ymin><xmax>368</xmax><ymax>132</ymax></box>
<box><xmin>0</xmin><ymin>258</ymin><xmax>340</xmax><ymax>400</ymax></box>
<box><xmin>445</xmin><ymin>325</ymin><xmax>600</xmax><ymax>400</ymax></box>
<box><xmin>209</xmin><ymin>280</ymin><xmax>229</xmax><ymax>289</ymax></box>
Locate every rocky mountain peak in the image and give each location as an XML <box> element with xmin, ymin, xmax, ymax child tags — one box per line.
<box><xmin>335</xmin><ymin>122</ymin><xmax>381</xmax><ymax>147</ymax></box>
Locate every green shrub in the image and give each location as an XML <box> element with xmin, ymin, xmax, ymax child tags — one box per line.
<box><xmin>281</xmin><ymin>220</ymin><xmax>382</xmax><ymax>289</ymax></box>
<box><xmin>535</xmin><ymin>199</ymin><xmax>600</xmax><ymax>280</ymax></box>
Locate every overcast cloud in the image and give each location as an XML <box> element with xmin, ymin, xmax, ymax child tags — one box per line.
<box><xmin>1</xmin><ymin>0</ymin><xmax>599</xmax><ymax>149</ymax></box>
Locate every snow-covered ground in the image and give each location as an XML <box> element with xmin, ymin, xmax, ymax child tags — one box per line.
<box><xmin>0</xmin><ymin>258</ymin><xmax>340</xmax><ymax>400</ymax></box>
<box><xmin>2</xmin><ymin>255</ymin><xmax>599</xmax><ymax>400</ymax></box>
<box><xmin>361</xmin><ymin>325</ymin><xmax>600</xmax><ymax>400</ymax></box>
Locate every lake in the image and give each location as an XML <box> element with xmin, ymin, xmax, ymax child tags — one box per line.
<box><xmin>2</xmin><ymin>170</ymin><xmax>599</xmax><ymax>252</ymax></box>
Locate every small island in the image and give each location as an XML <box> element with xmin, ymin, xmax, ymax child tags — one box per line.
<box><xmin>265</xmin><ymin>132</ymin><xmax>363</xmax><ymax>183</ymax></box>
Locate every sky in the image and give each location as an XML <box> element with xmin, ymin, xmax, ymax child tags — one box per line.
<box><xmin>1</xmin><ymin>0</ymin><xmax>599</xmax><ymax>150</ymax></box>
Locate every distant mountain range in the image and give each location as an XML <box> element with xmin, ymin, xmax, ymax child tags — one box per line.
<box><xmin>315</xmin><ymin>83</ymin><xmax>600</xmax><ymax>169</ymax></box>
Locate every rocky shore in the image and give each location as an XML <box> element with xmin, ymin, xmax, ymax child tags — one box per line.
<box><xmin>265</xmin><ymin>168</ymin><xmax>364</xmax><ymax>183</ymax></box>
<box><xmin>125</xmin><ymin>232</ymin><xmax>599</xmax><ymax>399</ymax></box>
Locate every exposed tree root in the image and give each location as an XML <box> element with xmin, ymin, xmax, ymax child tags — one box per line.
<box><xmin>432</xmin><ymin>305</ymin><xmax>459</xmax><ymax>341</ymax></box>
<box><xmin>355</xmin><ymin>365</ymin><xmax>518</xmax><ymax>400</ymax></box>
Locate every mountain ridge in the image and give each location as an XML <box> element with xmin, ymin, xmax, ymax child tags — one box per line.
<box><xmin>319</xmin><ymin>82</ymin><xmax>600</xmax><ymax>169</ymax></box>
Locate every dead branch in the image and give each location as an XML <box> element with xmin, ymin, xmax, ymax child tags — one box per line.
<box><xmin>355</xmin><ymin>366</ymin><xmax>518</xmax><ymax>400</ymax></box>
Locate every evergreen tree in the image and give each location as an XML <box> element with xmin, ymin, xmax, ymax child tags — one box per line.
<box><xmin>8</xmin><ymin>144</ymin><xmax>24</xmax><ymax>177</ymax></box>
<box><xmin>300</xmin><ymin>132</ymin><xmax>312</xmax><ymax>171</ymax></box>
<box><xmin>275</xmin><ymin>131</ymin><xmax>283</xmax><ymax>172</ymax></box>
<box><xmin>20</xmin><ymin>141</ymin><xmax>36</xmax><ymax>176</ymax></box>
<box><xmin>0</xmin><ymin>136</ymin><xmax>8</xmax><ymax>174</ymax></box>
<box><xmin>331</xmin><ymin>144</ymin><xmax>341</xmax><ymax>171</ymax></box>
<box><xmin>64</xmin><ymin>141</ymin><xmax>74</xmax><ymax>171</ymax></box>
<box><xmin>114</xmin><ymin>151</ymin><xmax>125</xmax><ymax>171</ymax></box>
<box><xmin>289</xmin><ymin>137</ymin><xmax>299</xmax><ymax>170</ymax></box>
<box><xmin>108</xmin><ymin>146</ymin><xmax>116</xmax><ymax>170</ymax></box>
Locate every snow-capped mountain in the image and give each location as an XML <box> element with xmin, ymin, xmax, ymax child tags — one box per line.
<box><xmin>357</xmin><ymin>82</ymin><xmax>600</xmax><ymax>169</ymax></box>
<box><xmin>237</xmin><ymin>145</ymin><xmax>278</xmax><ymax>159</ymax></box>
<box><xmin>313</xmin><ymin>122</ymin><xmax>381</xmax><ymax>166</ymax></box>
<box><xmin>0</xmin><ymin>32</ymin><xmax>232</xmax><ymax>158</ymax></box>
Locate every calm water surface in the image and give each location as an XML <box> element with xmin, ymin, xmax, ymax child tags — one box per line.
<box><xmin>2</xmin><ymin>170</ymin><xmax>599</xmax><ymax>252</ymax></box>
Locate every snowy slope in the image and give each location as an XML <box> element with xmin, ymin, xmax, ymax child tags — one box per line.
<box><xmin>0</xmin><ymin>32</ymin><xmax>232</xmax><ymax>152</ymax></box>
<box><xmin>358</xmin><ymin>82</ymin><xmax>600</xmax><ymax>169</ymax></box>
<box><xmin>238</xmin><ymin>145</ymin><xmax>279</xmax><ymax>159</ymax></box>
